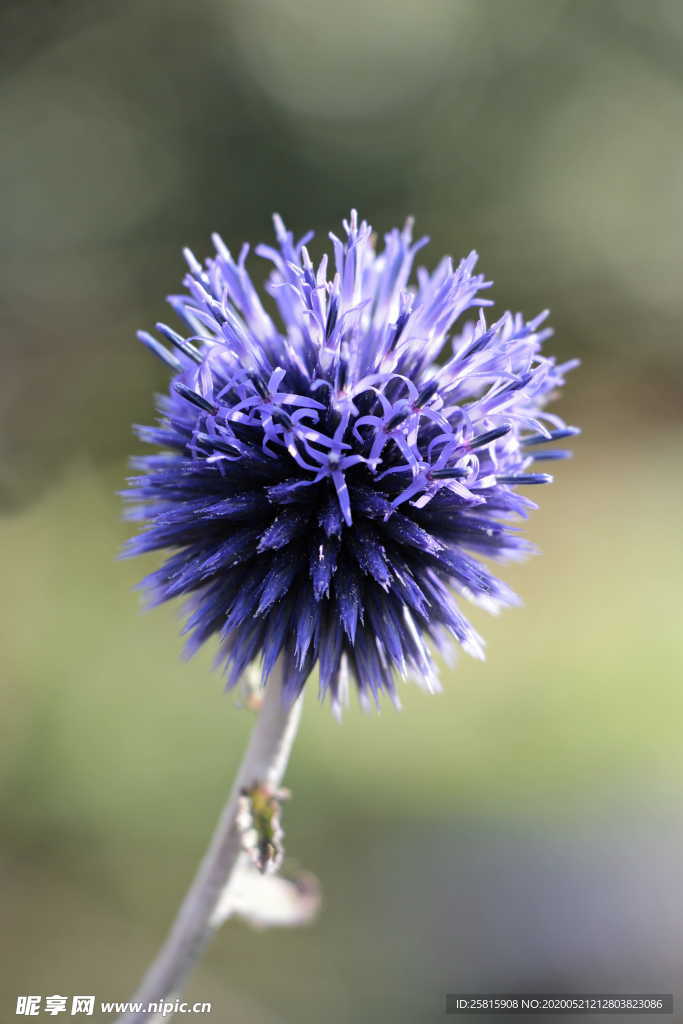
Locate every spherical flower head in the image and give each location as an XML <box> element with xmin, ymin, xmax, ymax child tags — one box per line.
<box><xmin>123</xmin><ymin>212</ymin><xmax>578</xmax><ymax>713</ymax></box>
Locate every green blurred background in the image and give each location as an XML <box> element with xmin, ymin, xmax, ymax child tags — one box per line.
<box><xmin>2</xmin><ymin>0</ymin><xmax>683</xmax><ymax>1020</ymax></box>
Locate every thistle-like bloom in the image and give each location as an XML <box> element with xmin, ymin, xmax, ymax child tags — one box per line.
<box><xmin>124</xmin><ymin>212</ymin><xmax>577</xmax><ymax>712</ymax></box>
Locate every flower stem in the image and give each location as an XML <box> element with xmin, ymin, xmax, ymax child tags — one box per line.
<box><xmin>116</xmin><ymin>670</ymin><xmax>303</xmax><ymax>1024</ymax></box>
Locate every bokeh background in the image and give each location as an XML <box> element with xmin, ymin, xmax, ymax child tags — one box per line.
<box><xmin>2</xmin><ymin>1</ymin><xmax>683</xmax><ymax>1021</ymax></box>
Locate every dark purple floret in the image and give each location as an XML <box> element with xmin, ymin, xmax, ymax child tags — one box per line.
<box><xmin>123</xmin><ymin>212</ymin><xmax>577</xmax><ymax>713</ymax></box>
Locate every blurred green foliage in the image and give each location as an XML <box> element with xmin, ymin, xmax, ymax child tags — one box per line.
<box><xmin>2</xmin><ymin>0</ymin><xmax>683</xmax><ymax>1020</ymax></box>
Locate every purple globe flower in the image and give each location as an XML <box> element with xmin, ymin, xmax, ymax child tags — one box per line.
<box><xmin>124</xmin><ymin>212</ymin><xmax>577</xmax><ymax>713</ymax></box>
